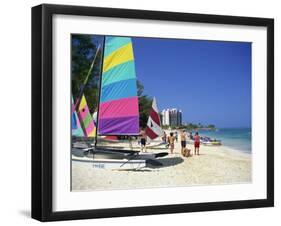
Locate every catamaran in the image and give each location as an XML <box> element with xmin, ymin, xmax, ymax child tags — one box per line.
<box><xmin>72</xmin><ymin>36</ymin><xmax>168</xmax><ymax>169</ymax></box>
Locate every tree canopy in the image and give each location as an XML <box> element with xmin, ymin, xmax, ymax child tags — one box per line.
<box><xmin>72</xmin><ymin>35</ymin><xmax>102</xmax><ymax>113</ymax></box>
<box><xmin>72</xmin><ymin>35</ymin><xmax>152</xmax><ymax>128</ymax></box>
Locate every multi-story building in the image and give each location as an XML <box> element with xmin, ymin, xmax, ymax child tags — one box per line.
<box><xmin>161</xmin><ymin>108</ymin><xmax>182</xmax><ymax>126</ymax></box>
<box><xmin>161</xmin><ymin>109</ymin><xmax>169</xmax><ymax>126</ymax></box>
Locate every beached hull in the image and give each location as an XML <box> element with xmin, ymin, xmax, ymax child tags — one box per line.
<box><xmin>73</xmin><ymin>157</ymin><xmax>146</xmax><ymax>170</ymax></box>
<box><xmin>73</xmin><ymin>147</ymin><xmax>168</xmax><ymax>160</ymax></box>
<box><xmin>72</xmin><ymin>147</ymin><xmax>166</xmax><ymax>169</ymax></box>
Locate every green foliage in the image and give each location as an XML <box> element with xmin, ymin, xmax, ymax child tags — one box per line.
<box><xmin>175</xmin><ymin>123</ymin><xmax>217</xmax><ymax>131</ymax></box>
<box><xmin>71</xmin><ymin>34</ymin><xmax>154</xmax><ymax>129</ymax></box>
<box><xmin>71</xmin><ymin>35</ymin><xmax>102</xmax><ymax>113</ymax></box>
<box><xmin>136</xmin><ymin>79</ymin><xmax>153</xmax><ymax>128</ymax></box>
<box><xmin>207</xmin><ymin>124</ymin><xmax>216</xmax><ymax>129</ymax></box>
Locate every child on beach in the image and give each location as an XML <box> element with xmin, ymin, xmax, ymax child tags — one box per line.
<box><xmin>140</xmin><ymin>129</ymin><xmax>147</xmax><ymax>152</ymax></box>
<box><xmin>194</xmin><ymin>132</ymin><xmax>200</xmax><ymax>155</ymax></box>
<box><xmin>168</xmin><ymin>132</ymin><xmax>176</xmax><ymax>154</ymax></box>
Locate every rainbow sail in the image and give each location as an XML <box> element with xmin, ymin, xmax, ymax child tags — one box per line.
<box><xmin>98</xmin><ymin>37</ymin><xmax>139</xmax><ymax>135</ymax></box>
<box><xmin>77</xmin><ymin>94</ymin><xmax>96</xmax><ymax>137</ymax></box>
<box><xmin>72</xmin><ymin>96</ymin><xmax>84</xmax><ymax>137</ymax></box>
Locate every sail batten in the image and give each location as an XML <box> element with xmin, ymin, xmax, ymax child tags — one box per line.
<box><xmin>98</xmin><ymin>36</ymin><xmax>139</xmax><ymax>135</ymax></box>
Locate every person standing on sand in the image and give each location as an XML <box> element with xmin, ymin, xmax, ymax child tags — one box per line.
<box><xmin>140</xmin><ymin>129</ymin><xmax>147</xmax><ymax>152</ymax></box>
<box><xmin>168</xmin><ymin>132</ymin><xmax>176</xmax><ymax>154</ymax></box>
<box><xmin>180</xmin><ymin>130</ymin><xmax>191</xmax><ymax>157</ymax></box>
<box><xmin>162</xmin><ymin>131</ymin><xmax>167</xmax><ymax>143</ymax></box>
<box><xmin>189</xmin><ymin>132</ymin><xmax>193</xmax><ymax>140</ymax></box>
<box><xmin>180</xmin><ymin>130</ymin><xmax>187</xmax><ymax>154</ymax></box>
<box><xmin>194</xmin><ymin>132</ymin><xmax>200</xmax><ymax>155</ymax></box>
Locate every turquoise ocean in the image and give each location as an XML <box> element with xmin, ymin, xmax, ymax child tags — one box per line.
<box><xmin>195</xmin><ymin>128</ymin><xmax>252</xmax><ymax>153</ymax></box>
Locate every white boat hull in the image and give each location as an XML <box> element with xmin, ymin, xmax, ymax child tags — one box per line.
<box><xmin>72</xmin><ymin>157</ymin><xmax>146</xmax><ymax>170</ymax></box>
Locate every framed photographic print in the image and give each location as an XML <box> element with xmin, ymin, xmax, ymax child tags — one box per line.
<box><xmin>31</xmin><ymin>4</ymin><xmax>274</xmax><ymax>221</ymax></box>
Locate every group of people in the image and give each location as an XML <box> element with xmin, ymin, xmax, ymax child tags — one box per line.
<box><xmin>165</xmin><ymin>130</ymin><xmax>200</xmax><ymax>156</ymax></box>
<box><xmin>139</xmin><ymin>128</ymin><xmax>201</xmax><ymax>156</ymax></box>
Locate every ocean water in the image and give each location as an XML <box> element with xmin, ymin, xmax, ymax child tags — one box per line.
<box><xmin>195</xmin><ymin>128</ymin><xmax>252</xmax><ymax>153</ymax></box>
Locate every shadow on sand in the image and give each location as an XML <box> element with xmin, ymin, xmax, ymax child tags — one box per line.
<box><xmin>72</xmin><ymin>148</ymin><xmax>184</xmax><ymax>170</ymax></box>
<box><xmin>147</xmin><ymin>157</ymin><xmax>184</xmax><ymax>169</ymax></box>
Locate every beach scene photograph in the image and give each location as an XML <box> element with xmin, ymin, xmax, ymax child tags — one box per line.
<box><xmin>71</xmin><ymin>34</ymin><xmax>252</xmax><ymax>191</ymax></box>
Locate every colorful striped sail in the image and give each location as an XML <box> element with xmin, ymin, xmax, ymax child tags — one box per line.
<box><xmin>98</xmin><ymin>36</ymin><xmax>139</xmax><ymax>135</ymax></box>
<box><xmin>77</xmin><ymin>94</ymin><xmax>96</xmax><ymax>137</ymax></box>
<box><xmin>72</xmin><ymin>96</ymin><xmax>84</xmax><ymax>137</ymax></box>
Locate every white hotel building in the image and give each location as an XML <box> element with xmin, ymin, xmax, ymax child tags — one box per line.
<box><xmin>161</xmin><ymin>108</ymin><xmax>182</xmax><ymax>126</ymax></box>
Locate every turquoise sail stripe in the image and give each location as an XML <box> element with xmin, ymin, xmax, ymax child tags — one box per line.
<box><xmin>100</xmin><ymin>78</ymin><xmax>137</xmax><ymax>103</ymax></box>
<box><xmin>104</xmin><ymin>37</ymin><xmax>132</xmax><ymax>58</ymax></box>
<box><xmin>102</xmin><ymin>60</ymin><xmax>135</xmax><ymax>86</ymax></box>
<box><xmin>98</xmin><ymin>36</ymin><xmax>140</xmax><ymax>135</ymax></box>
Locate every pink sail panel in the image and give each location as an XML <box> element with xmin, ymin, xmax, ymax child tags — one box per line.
<box><xmin>98</xmin><ymin>36</ymin><xmax>139</xmax><ymax>135</ymax></box>
<box><xmin>99</xmin><ymin>97</ymin><xmax>139</xmax><ymax>119</ymax></box>
<box><xmin>77</xmin><ymin>95</ymin><xmax>96</xmax><ymax>137</ymax></box>
<box><xmin>98</xmin><ymin>96</ymin><xmax>139</xmax><ymax>135</ymax></box>
<box><xmin>72</xmin><ymin>96</ymin><xmax>84</xmax><ymax>137</ymax></box>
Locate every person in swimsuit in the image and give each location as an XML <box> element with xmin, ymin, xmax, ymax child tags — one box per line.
<box><xmin>168</xmin><ymin>132</ymin><xmax>176</xmax><ymax>154</ymax></box>
<box><xmin>162</xmin><ymin>131</ymin><xmax>167</xmax><ymax>143</ymax></box>
<box><xmin>140</xmin><ymin>129</ymin><xmax>147</xmax><ymax>152</ymax></box>
<box><xmin>180</xmin><ymin>130</ymin><xmax>187</xmax><ymax>155</ymax></box>
<box><xmin>194</xmin><ymin>132</ymin><xmax>200</xmax><ymax>155</ymax></box>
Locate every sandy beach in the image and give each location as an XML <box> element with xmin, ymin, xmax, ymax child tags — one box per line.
<box><xmin>71</xmin><ymin>135</ymin><xmax>251</xmax><ymax>191</ymax></box>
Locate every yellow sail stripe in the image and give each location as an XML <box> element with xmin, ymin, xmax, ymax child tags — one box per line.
<box><xmin>78</xmin><ymin>95</ymin><xmax>87</xmax><ymax>111</ymax></box>
<box><xmin>88</xmin><ymin>127</ymin><xmax>96</xmax><ymax>137</ymax></box>
<box><xmin>103</xmin><ymin>43</ymin><xmax>134</xmax><ymax>73</ymax></box>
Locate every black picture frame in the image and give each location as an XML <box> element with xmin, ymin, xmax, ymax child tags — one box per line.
<box><xmin>32</xmin><ymin>4</ymin><xmax>274</xmax><ymax>222</ymax></box>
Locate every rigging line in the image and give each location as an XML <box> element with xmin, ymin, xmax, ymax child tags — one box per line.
<box><xmin>73</xmin><ymin>44</ymin><xmax>102</xmax><ymax>110</ymax></box>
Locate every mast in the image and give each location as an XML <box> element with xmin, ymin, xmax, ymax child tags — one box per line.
<box><xmin>94</xmin><ymin>36</ymin><xmax>106</xmax><ymax>148</ymax></box>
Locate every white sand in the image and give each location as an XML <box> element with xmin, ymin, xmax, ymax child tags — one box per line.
<box><xmin>71</xmin><ymin>138</ymin><xmax>251</xmax><ymax>191</ymax></box>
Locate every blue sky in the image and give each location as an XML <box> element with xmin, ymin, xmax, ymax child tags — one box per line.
<box><xmin>132</xmin><ymin>37</ymin><xmax>252</xmax><ymax>128</ymax></box>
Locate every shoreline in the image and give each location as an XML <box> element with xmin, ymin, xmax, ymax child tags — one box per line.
<box><xmin>222</xmin><ymin>145</ymin><xmax>252</xmax><ymax>156</ymax></box>
<box><xmin>72</xmin><ymin>136</ymin><xmax>251</xmax><ymax>191</ymax></box>
<box><xmin>195</xmin><ymin>128</ymin><xmax>252</xmax><ymax>154</ymax></box>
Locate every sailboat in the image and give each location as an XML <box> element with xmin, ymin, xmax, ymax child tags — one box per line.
<box><xmin>72</xmin><ymin>96</ymin><xmax>84</xmax><ymax>137</ymax></box>
<box><xmin>72</xmin><ymin>36</ymin><xmax>168</xmax><ymax>169</ymax></box>
<box><xmin>145</xmin><ymin>97</ymin><xmax>168</xmax><ymax>149</ymax></box>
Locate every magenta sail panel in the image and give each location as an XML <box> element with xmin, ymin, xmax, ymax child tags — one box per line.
<box><xmin>98</xmin><ymin>36</ymin><xmax>139</xmax><ymax>135</ymax></box>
